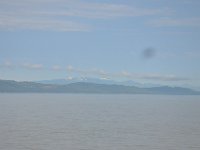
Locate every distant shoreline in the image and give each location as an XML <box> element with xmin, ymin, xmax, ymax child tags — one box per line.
<box><xmin>0</xmin><ymin>80</ymin><xmax>200</xmax><ymax>95</ymax></box>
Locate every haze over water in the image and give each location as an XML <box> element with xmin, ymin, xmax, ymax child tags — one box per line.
<box><xmin>0</xmin><ymin>94</ymin><xmax>200</xmax><ymax>150</ymax></box>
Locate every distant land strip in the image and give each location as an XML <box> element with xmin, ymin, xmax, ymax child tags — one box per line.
<box><xmin>0</xmin><ymin>79</ymin><xmax>200</xmax><ymax>95</ymax></box>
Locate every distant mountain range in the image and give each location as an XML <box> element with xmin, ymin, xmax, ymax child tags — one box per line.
<box><xmin>0</xmin><ymin>79</ymin><xmax>200</xmax><ymax>95</ymax></box>
<box><xmin>36</xmin><ymin>77</ymin><xmax>161</xmax><ymax>88</ymax></box>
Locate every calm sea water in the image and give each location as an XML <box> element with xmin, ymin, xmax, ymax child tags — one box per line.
<box><xmin>0</xmin><ymin>94</ymin><xmax>200</xmax><ymax>150</ymax></box>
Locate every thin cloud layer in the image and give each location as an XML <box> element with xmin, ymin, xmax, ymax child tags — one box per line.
<box><xmin>22</xmin><ymin>63</ymin><xmax>44</xmax><ymax>70</ymax></box>
<box><xmin>0</xmin><ymin>0</ymin><xmax>165</xmax><ymax>31</ymax></box>
<box><xmin>52</xmin><ymin>65</ymin><xmax>62</xmax><ymax>71</ymax></box>
<box><xmin>0</xmin><ymin>61</ymin><xmax>14</xmax><ymax>68</ymax></box>
<box><xmin>65</xmin><ymin>65</ymin><xmax>188</xmax><ymax>82</ymax></box>
<box><xmin>0</xmin><ymin>61</ymin><xmax>190</xmax><ymax>82</ymax></box>
<box><xmin>149</xmin><ymin>17</ymin><xmax>200</xmax><ymax>27</ymax></box>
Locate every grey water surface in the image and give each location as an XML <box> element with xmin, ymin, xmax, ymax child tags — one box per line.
<box><xmin>0</xmin><ymin>94</ymin><xmax>200</xmax><ymax>150</ymax></box>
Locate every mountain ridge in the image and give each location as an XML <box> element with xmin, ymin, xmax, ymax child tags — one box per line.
<box><xmin>0</xmin><ymin>79</ymin><xmax>199</xmax><ymax>95</ymax></box>
<box><xmin>36</xmin><ymin>77</ymin><xmax>161</xmax><ymax>88</ymax></box>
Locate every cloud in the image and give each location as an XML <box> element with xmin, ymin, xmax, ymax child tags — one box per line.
<box><xmin>0</xmin><ymin>16</ymin><xmax>90</xmax><ymax>31</ymax></box>
<box><xmin>136</xmin><ymin>74</ymin><xmax>189</xmax><ymax>81</ymax></box>
<box><xmin>0</xmin><ymin>61</ymin><xmax>14</xmax><ymax>68</ymax></box>
<box><xmin>148</xmin><ymin>17</ymin><xmax>200</xmax><ymax>27</ymax></box>
<box><xmin>114</xmin><ymin>71</ymin><xmax>189</xmax><ymax>81</ymax></box>
<box><xmin>22</xmin><ymin>63</ymin><xmax>43</xmax><ymax>70</ymax></box>
<box><xmin>0</xmin><ymin>0</ymin><xmax>90</xmax><ymax>31</ymax></box>
<box><xmin>52</xmin><ymin>65</ymin><xmax>62</xmax><ymax>71</ymax></box>
<box><xmin>0</xmin><ymin>61</ymin><xmax>45</xmax><ymax>70</ymax></box>
<box><xmin>66</xmin><ymin>65</ymin><xmax>108</xmax><ymax>77</ymax></box>
<box><xmin>57</xmin><ymin>2</ymin><xmax>162</xmax><ymax>19</ymax></box>
<box><xmin>66</xmin><ymin>65</ymin><xmax>74</xmax><ymax>72</ymax></box>
<box><xmin>0</xmin><ymin>61</ymin><xmax>188</xmax><ymax>82</ymax></box>
<box><xmin>0</xmin><ymin>0</ymin><xmax>165</xmax><ymax>31</ymax></box>
<box><xmin>65</xmin><ymin>65</ymin><xmax>189</xmax><ymax>82</ymax></box>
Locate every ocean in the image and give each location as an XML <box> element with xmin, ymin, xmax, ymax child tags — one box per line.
<box><xmin>0</xmin><ymin>94</ymin><xmax>200</xmax><ymax>150</ymax></box>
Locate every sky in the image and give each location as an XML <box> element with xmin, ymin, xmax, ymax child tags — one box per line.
<box><xmin>0</xmin><ymin>0</ymin><xmax>200</xmax><ymax>89</ymax></box>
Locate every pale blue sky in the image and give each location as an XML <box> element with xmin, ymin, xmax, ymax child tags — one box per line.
<box><xmin>0</xmin><ymin>0</ymin><xmax>200</xmax><ymax>88</ymax></box>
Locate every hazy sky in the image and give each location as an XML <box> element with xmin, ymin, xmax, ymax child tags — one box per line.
<box><xmin>0</xmin><ymin>0</ymin><xmax>200</xmax><ymax>88</ymax></box>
